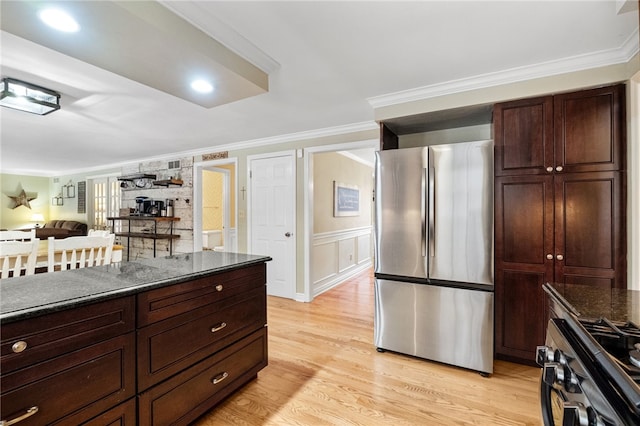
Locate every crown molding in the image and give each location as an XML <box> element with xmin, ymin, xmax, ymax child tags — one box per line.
<box><xmin>1</xmin><ymin>121</ymin><xmax>379</xmax><ymax>177</ymax></box>
<box><xmin>368</xmin><ymin>28</ymin><xmax>640</xmax><ymax>109</ymax></box>
<box><xmin>158</xmin><ymin>1</ymin><xmax>280</xmax><ymax>74</ymax></box>
<box><xmin>199</xmin><ymin>121</ymin><xmax>379</xmax><ymax>154</ymax></box>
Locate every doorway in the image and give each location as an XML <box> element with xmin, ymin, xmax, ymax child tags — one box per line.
<box><xmin>193</xmin><ymin>158</ymin><xmax>238</xmax><ymax>253</ymax></box>
<box><xmin>303</xmin><ymin>139</ymin><xmax>378</xmax><ymax>302</ymax></box>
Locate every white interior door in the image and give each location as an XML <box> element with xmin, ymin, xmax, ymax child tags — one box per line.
<box><xmin>249</xmin><ymin>153</ymin><xmax>296</xmax><ymax>299</ymax></box>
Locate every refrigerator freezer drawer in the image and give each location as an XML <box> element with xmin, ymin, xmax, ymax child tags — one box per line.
<box><xmin>374</xmin><ymin>279</ymin><xmax>494</xmax><ymax>374</ymax></box>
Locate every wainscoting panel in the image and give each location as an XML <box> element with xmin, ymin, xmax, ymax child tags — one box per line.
<box><xmin>312</xmin><ymin>226</ymin><xmax>372</xmax><ymax>297</ymax></box>
<box><xmin>357</xmin><ymin>233</ymin><xmax>371</xmax><ymax>264</ymax></box>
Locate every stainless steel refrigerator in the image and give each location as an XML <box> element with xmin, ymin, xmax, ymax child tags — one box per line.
<box><xmin>374</xmin><ymin>140</ymin><xmax>494</xmax><ymax>374</ymax></box>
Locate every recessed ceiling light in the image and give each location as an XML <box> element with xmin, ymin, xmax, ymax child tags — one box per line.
<box><xmin>191</xmin><ymin>80</ymin><xmax>214</xmax><ymax>94</ymax></box>
<box><xmin>39</xmin><ymin>8</ymin><xmax>80</xmax><ymax>33</ymax></box>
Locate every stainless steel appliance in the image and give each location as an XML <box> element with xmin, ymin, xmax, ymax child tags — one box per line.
<box><xmin>539</xmin><ymin>283</ymin><xmax>640</xmax><ymax>425</ymax></box>
<box><xmin>374</xmin><ymin>140</ymin><xmax>494</xmax><ymax>375</ymax></box>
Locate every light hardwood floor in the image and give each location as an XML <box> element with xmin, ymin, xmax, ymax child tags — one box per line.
<box><xmin>196</xmin><ymin>269</ymin><xmax>542</xmax><ymax>425</ymax></box>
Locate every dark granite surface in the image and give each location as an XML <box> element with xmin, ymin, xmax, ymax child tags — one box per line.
<box><xmin>545</xmin><ymin>282</ymin><xmax>640</xmax><ymax>324</ymax></box>
<box><xmin>0</xmin><ymin>251</ymin><xmax>271</xmax><ymax>324</ymax></box>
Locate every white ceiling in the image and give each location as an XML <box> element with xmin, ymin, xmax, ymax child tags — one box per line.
<box><xmin>1</xmin><ymin>0</ymin><xmax>638</xmax><ymax>176</ymax></box>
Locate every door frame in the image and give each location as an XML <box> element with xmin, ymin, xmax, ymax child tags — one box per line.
<box><xmin>247</xmin><ymin>150</ymin><xmax>297</xmax><ymax>298</ymax></box>
<box><xmin>193</xmin><ymin>157</ymin><xmax>238</xmax><ymax>252</ymax></box>
<box><xmin>303</xmin><ymin>139</ymin><xmax>378</xmax><ymax>302</ymax></box>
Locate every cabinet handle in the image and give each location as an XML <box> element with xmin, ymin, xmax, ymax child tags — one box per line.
<box><xmin>556</xmin><ymin>254</ymin><xmax>564</xmax><ymax>261</ymax></box>
<box><xmin>546</xmin><ymin>167</ymin><xmax>553</xmax><ymax>172</ymax></box>
<box><xmin>11</xmin><ymin>341</ymin><xmax>27</xmax><ymax>353</ymax></box>
<box><xmin>215</xmin><ymin>284</ymin><xmax>223</xmax><ymax>292</ymax></box>
<box><xmin>555</xmin><ymin>166</ymin><xmax>563</xmax><ymax>172</ymax></box>
<box><xmin>546</xmin><ymin>254</ymin><xmax>553</xmax><ymax>260</ymax></box>
<box><xmin>211</xmin><ymin>372</ymin><xmax>229</xmax><ymax>385</ymax></box>
<box><xmin>1</xmin><ymin>406</ymin><xmax>39</xmax><ymax>425</ymax></box>
<box><xmin>210</xmin><ymin>322</ymin><xmax>227</xmax><ymax>333</ymax></box>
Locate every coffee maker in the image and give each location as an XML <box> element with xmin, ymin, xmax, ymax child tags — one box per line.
<box><xmin>143</xmin><ymin>199</ymin><xmax>164</xmax><ymax>217</ymax></box>
<box><xmin>134</xmin><ymin>196</ymin><xmax>148</xmax><ymax>216</ymax></box>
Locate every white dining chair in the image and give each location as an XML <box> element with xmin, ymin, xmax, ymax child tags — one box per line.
<box><xmin>88</xmin><ymin>229</ymin><xmax>112</xmax><ymax>237</ymax></box>
<box><xmin>0</xmin><ymin>238</ymin><xmax>40</xmax><ymax>278</ymax></box>
<box><xmin>0</xmin><ymin>229</ymin><xmax>36</xmax><ymax>241</ymax></box>
<box><xmin>47</xmin><ymin>234</ymin><xmax>115</xmax><ymax>272</ymax></box>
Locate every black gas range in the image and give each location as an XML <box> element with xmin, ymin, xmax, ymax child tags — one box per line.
<box><xmin>539</xmin><ymin>283</ymin><xmax>640</xmax><ymax>425</ymax></box>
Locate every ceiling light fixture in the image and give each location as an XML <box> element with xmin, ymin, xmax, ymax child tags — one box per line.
<box><xmin>0</xmin><ymin>78</ymin><xmax>61</xmax><ymax>115</ymax></box>
<box><xmin>191</xmin><ymin>79</ymin><xmax>214</xmax><ymax>94</ymax></box>
<box><xmin>39</xmin><ymin>8</ymin><xmax>80</xmax><ymax>32</ymax></box>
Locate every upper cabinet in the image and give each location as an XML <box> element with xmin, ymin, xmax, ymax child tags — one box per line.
<box><xmin>494</xmin><ymin>84</ymin><xmax>625</xmax><ymax>176</ymax></box>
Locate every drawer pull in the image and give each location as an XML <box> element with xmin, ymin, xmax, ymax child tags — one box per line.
<box><xmin>11</xmin><ymin>341</ymin><xmax>27</xmax><ymax>353</ymax></box>
<box><xmin>211</xmin><ymin>372</ymin><xmax>228</xmax><ymax>385</ymax></box>
<box><xmin>210</xmin><ymin>322</ymin><xmax>227</xmax><ymax>333</ymax></box>
<box><xmin>1</xmin><ymin>406</ymin><xmax>39</xmax><ymax>425</ymax></box>
<box><xmin>215</xmin><ymin>284</ymin><xmax>223</xmax><ymax>292</ymax></box>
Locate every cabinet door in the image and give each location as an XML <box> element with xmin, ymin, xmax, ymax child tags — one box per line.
<box><xmin>1</xmin><ymin>333</ymin><xmax>135</xmax><ymax>426</ymax></box>
<box><xmin>494</xmin><ymin>175</ymin><xmax>554</xmax><ymax>363</ymax></box>
<box><xmin>494</xmin><ymin>96</ymin><xmax>554</xmax><ymax>176</ymax></box>
<box><xmin>554</xmin><ymin>171</ymin><xmax>626</xmax><ymax>289</ymax></box>
<box><xmin>554</xmin><ymin>84</ymin><xmax>625</xmax><ymax>173</ymax></box>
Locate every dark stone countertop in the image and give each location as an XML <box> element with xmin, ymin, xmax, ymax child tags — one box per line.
<box><xmin>545</xmin><ymin>282</ymin><xmax>640</xmax><ymax>324</ymax></box>
<box><xmin>0</xmin><ymin>251</ymin><xmax>271</xmax><ymax>324</ymax></box>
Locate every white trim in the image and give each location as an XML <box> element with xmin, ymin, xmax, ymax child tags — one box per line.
<box><xmin>4</xmin><ymin>121</ymin><xmax>379</xmax><ymax>178</ymax></box>
<box><xmin>313</xmin><ymin>226</ymin><xmax>373</xmax><ymax>245</ymax></box>
<box><xmin>159</xmin><ymin>0</ymin><xmax>280</xmax><ymax>74</ymax></box>
<box><xmin>214</xmin><ymin>121</ymin><xmax>378</xmax><ymax>154</ymax></box>
<box><xmin>629</xmin><ymin>73</ymin><xmax>640</xmax><ymax>291</ymax></box>
<box><xmin>193</xmin><ymin>157</ymin><xmax>239</xmax><ymax>254</ymax></box>
<box><xmin>303</xmin><ymin>138</ymin><xmax>378</xmax><ymax>302</ymax></box>
<box><xmin>313</xmin><ymin>260</ymin><xmax>372</xmax><ymax>298</ymax></box>
<box><xmin>368</xmin><ymin>31</ymin><xmax>640</xmax><ymax>109</ymax></box>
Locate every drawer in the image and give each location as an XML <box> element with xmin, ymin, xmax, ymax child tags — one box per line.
<box><xmin>137</xmin><ymin>263</ymin><xmax>266</xmax><ymax>326</ymax></box>
<box><xmin>137</xmin><ymin>286</ymin><xmax>266</xmax><ymax>391</ymax></box>
<box><xmin>138</xmin><ymin>327</ymin><xmax>268</xmax><ymax>426</ymax></box>
<box><xmin>1</xmin><ymin>297</ymin><xmax>135</xmax><ymax>374</ymax></box>
<box><xmin>80</xmin><ymin>397</ymin><xmax>137</xmax><ymax>426</ymax></box>
<box><xmin>1</xmin><ymin>333</ymin><xmax>136</xmax><ymax>426</ymax></box>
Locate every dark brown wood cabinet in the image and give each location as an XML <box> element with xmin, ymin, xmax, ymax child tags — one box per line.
<box><xmin>136</xmin><ymin>263</ymin><xmax>268</xmax><ymax>425</ymax></box>
<box><xmin>495</xmin><ymin>84</ymin><xmax>624</xmax><ymax>176</ymax></box>
<box><xmin>0</xmin><ymin>262</ymin><xmax>268</xmax><ymax>425</ymax></box>
<box><xmin>494</xmin><ymin>84</ymin><xmax>626</xmax><ymax>365</ymax></box>
<box><xmin>0</xmin><ymin>298</ymin><xmax>137</xmax><ymax>426</ymax></box>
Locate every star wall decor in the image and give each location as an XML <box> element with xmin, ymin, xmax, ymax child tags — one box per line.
<box><xmin>8</xmin><ymin>189</ymin><xmax>36</xmax><ymax>209</ymax></box>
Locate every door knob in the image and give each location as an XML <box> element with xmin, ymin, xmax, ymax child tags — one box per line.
<box><xmin>546</xmin><ymin>167</ymin><xmax>553</xmax><ymax>172</ymax></box>
<box><xmin>546</xmin><ymin>254</ymin><xmax>553</xmax><ymax>260</ymax></box>
<box><xmin>556</xmin><ymin>254</ymin><xmax>564</xmax><ymax>261</ymax></box>
<box><xmin>555</xmin><ymin>166</ymin><xmax>563</xmax><ymax>172</ymax></box>
<box><xmin>285</xmin><ymin>232</ymin><xmax>292</xmax><ymax>237</ymax></box>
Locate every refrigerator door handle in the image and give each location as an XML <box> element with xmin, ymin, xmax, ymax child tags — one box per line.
<box><xmin>421</xmin><ymin>167</ymin><xmax>427</xmax><ymax>257</ymax></box>
<box><xmin>428</xmin><ymin>165</ymin><xmax>435</xmax><ymax>257</ymax></box>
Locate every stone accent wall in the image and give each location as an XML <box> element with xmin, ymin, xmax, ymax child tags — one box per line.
<box><xmin>118</xmin><ymin>157</ymin><xmax>193</xmax><ymax>260</ymax></box>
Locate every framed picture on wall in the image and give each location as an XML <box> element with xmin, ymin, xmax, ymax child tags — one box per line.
<box><xmin>333</xmin><ymin>181</ymin><xmax>360</xmax><ymax>217</ymax></box>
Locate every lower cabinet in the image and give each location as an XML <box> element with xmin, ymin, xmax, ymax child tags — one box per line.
<box><xmin>138</xmin><ymin>328</ymin><xmax>268</xmax><ymax>426</ymax></box>
<box><xmin>0</xmin><ymin>262</ymin><xmax>268</xmax><ymax>425</ymax></box>
<box><xmin>495</xmin><ymin>172</ymin><xmax>625</xmax><ymax>364</ymax></box>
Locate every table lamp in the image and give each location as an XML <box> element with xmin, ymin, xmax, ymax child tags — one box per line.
<box><xmin>31</xmin><ymin>213</ymin><xmax>45</xmax><ymax>228</ymax></box>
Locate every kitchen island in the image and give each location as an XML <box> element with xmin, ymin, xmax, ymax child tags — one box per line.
<box><xmin>1</xmin><ymin>251</ymin><xmax>271</xmax><ymax>426</ymax></box>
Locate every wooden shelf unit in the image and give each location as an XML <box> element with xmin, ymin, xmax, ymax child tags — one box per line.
<box><xmin>151</xmin><ymin>179</ymin><xmax>183</xmax><ymax>187</ymax></box>
<box><xmin>108</xmin><ymin>216</ymin><xmax>180</xmax><ymax>260</ymax></box>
